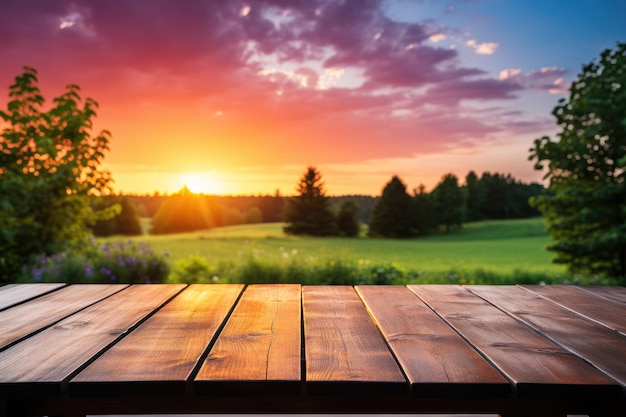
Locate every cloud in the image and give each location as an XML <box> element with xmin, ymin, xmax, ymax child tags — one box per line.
<box><xmin>429</xmin><ymin>33</ymin><xmax>447</xmax><ymax>42</ymax></box>
<box><xmin>498</xmin><ymin>66</ymin><xmax>568</xmax><ymax>94</ymax></box>
<box><xmin>466</xmin><ymin>39</ymin><xmax>499</xmax><ymax>55</ymax></box>
<box><xmin>0</xmin><ymin>0</ymin><xmax>561</xmax><ymax>173</ymax></box>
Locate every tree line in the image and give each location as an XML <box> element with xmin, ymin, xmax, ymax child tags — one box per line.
<box><xmin>90</xmin><ymin>167</ymin><xmax>543</xmax><ymax>238</ymax></box>
<box><xmin>283</xmin><ymin>167</ymin><xmax>544</xmax><ymax>238</ymax></box>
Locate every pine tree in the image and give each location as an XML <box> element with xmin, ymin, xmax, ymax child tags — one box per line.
<box><xmin>283</xmin><ymin>167</ymin><xmax>337</xmax><ymax>236</ymax></box>
<box><xmin>336</xmin><ymin>200</ymin><xmax>360</xmax><ymax>237</ymax></box>
<box><xmin>432</xmin><ymin>173</ymin><xmax>464</xmax><ymax>233</ymax></box>
<box><xmin>368</xmin><ymin>176</ymin><xmax>414</xmax><ymax>238</ymax></box>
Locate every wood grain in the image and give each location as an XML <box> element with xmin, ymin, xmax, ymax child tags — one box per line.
<box><xmin>578</xmin><ymin>285</ymin><xmax>626</xmax><ymax>305</ymax></box>
<box><xmin>521</xmin><ymin>284</ymin><xmax>626</xmax><ymax>334</ymax></box>
<box><xmin>195</xmin><ymin>284</ymin><xmax>301</xmax><ymax>395</ymax></box>
<box><xmin>71</xmin><ymin>284</ymin><xmax>243</xmax><ymax>397</ymax></box>
<box><xmin>302</xmin><ymin>286</ymin><xmax>406</xmax><ymax>396</ymax></box>
<box><xmin>0</xmin><ymin>284</ymin><xmax>185</xmax><ymax>395</ymax></box>
<box><xmin>0</xmin><ymin>284</ymin><xmax>126</xmax><ymax>350</ymax></box>
<box><xmin>0</xmin><ymin>283</ymin><xmax>65</xmax><ymax>311</ymax></box>
<box><xmin>356</xmin><ymin>285</ymin><xmax>510</xmax><ymax>398</ymax></box>
<box><xmin>470</xmin><ymin>285</ymin><xmax>626</xmax><ymax>388</ymax></box>
<box><xmin>410</xmin><ymin>285</ymin><xmax>619</xmax><ymax>399</ymax></box>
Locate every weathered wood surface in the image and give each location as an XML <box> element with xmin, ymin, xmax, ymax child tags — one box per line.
<box><xmin>303</xmin><ymin>285</ymin><xmax>406</xmax><ymax>395</ymax></box>
<box><xmin>521</xmin><ymin>284</ymin><xmax>626</xmax><ymax>334</ymax></box>
<box><xmin>0</xmin><ymin>284</ymin><xmax>127</xmax><ymax>350</ymax></box>
<box><xmin>71</xmin><ymin>284</ymin><xmax>243</xmax><ymax>396</ymax></box>
<box><xmin>578</xmin><ymin>284</ymin><xmax>626</xmax><ymax>305</ymax></box>
<box><xmin>410</xmin><ymin>285</ymin><xmax>620</xmax><ymax>398</ymax></box>
<box><xmin>356</xmin><ymin>285</ymin><xmax>509</xmax><ymax>398</ymax></box>
<box><xmin>0</xmin><ymin>284</ymin><xmax>184</xmax><ymax>395</ymax></box>
<box><xmin>0</xmin><ymin>283</ymin><xmax>624</xmax><ymax>417</ymax></box>
<box><xmin>195</xmin><ymin>284</ymin><xmax>301</xmax><ymax>395</ymax></box>
<box><xmin>469</xmin><ymin>284</ymin><xmax>626</xmax><ymax>387</ymax></box>
<box><xmin>0</xmin><ymin>283</ymin><xmax>65</xmax><ymax>311</ymax></box>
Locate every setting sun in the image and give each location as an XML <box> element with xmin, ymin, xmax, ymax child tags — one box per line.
<box><xmin>179</xmin><ymin>173</ymin><xmax>227</xmax><ymax>195</ymax></box>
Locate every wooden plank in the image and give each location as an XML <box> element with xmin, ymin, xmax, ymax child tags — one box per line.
<box><xmin>302</xmin><ymin>286</ymin><xmax>406</xmax><ymax>396</ymax></box>
<box><xmin>195</xmin><ymin>284</ymin><xmax>301</xmax><ymax>395</ymax></box>
<box><xmin>71</xmin><ymin>284</ymin><xmax>244</xmax><ymax>397</ymax></box>
<box><xmin>0</xmin><ymin>284</ymin><xmax>185</xmax><ymax>396</ymax></box>
<box><xmin>469</xmin><ymin>285</ymin><xmax>626</xmax><ymax>389</ymax></box>
<box><xmin>521</xmin><ymin>284</ymin><xmax>626</xmax><ymax>334</ymax></box>
<box><xmin>0</xmin><ymin>284</ymin><xmax>127</xmax><ymax>350</ymax></box>
<box><xmin>356</xmin><ymin>285</ymin><xmax>510</xmax><ymax>398</ymax></box>
<box><xmin>409</xmin><ymin>285</ymin><xmax>620</xmax><ymax>399</ymax></box>
<box><xmin>578</xmin><ymin>285</ymin><xmax>626</xmax><ymax>306</ymax></box>
<box><xmin>0</xmin><ymin>283</ymin><xmax>65</xmax><ymax>311</ymax></box>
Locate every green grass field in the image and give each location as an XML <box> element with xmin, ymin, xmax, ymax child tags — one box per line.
<box><xmin>120</xmin><ymin>217</ymin><xmax>569</xmax><ymax>284</ymax></box>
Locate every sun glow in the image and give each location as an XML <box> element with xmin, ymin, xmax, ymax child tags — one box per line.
<box><xmin>179</xmin><ymin>172</ymin><xmax>227</xmax><ymax>195</ymax></box>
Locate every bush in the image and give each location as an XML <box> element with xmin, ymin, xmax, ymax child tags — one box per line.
<box><xmin>20</xmin><ymin>240</ymin><xmax>169</xmax><ymax>283</ymax></box>
<box><xmin>170</xmin><ymin>256</ymin><xmax>224</xmax><ymax>283</ymax></box>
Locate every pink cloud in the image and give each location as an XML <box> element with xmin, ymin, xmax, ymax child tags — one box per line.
<box><xmin>0</xmin><ymin>0</ymin><xmax>566</xmax><ymax>175</ymax></box>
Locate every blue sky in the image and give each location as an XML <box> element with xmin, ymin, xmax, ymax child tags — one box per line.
<box><xmin>0</xmin><ymin>0</ymin><xmax>624</xmax><ymax>195</ymax></box>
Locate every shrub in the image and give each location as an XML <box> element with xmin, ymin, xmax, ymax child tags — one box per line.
<box><xmin>20</xmin><ymin>240</ymin><xmax>169</xmax><ymax>283</ymax></box>
<box><xmin>170</xmin><ymin>256</ymin><xmax>224</xmax><ymax>283</ymax></box>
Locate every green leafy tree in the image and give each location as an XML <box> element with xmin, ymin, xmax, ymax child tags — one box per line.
<box><xmin>464</xmin><ymin>171</ymin><xmax>483</xmax><ymax>222</ymax></box>
<box><xmin>243</xmin><ymin>206</ymin><xmax>263</xmax><ymax>224</ymax></box>
<box><xmin>529</xmin><ymin>43</ymin><xmax>626</xmax><ymax>281</ymax></box>
<box><xmin>411</xmin><ymin>184</ymin><xmax>437</xmax><ymax>236</ymax></box>
<box><xmin>368</xmin><ymin>176</ymin><xmax>413</xmax><ymax>238</ymax></box>
<box><xmin>150</xmin><ymin>187</ymin><xmax>213</xmax><ymax>234</ymax></box>
<box><xmin>432</xmin><ymin>173</ymin><xmax>464</xmax><ymax>233</ymax></box>
<box><xmin>92</xmin><ymin>196</ymin><xmax>142</xmax><ymax>236</ymax></box>
<box><xmin>283</xmin><ymin>166</ymin><xmax>336</xmax><ymax>236</ymax></box>
<box><xmin>336</xmin><ymin>200</ymin><xmax>360</xmax><ymax>237</ymax></box>
<box><xmin>0</xmin><ymin>67</ymin><xmax>113</xmax><ymax>283</ymax></box>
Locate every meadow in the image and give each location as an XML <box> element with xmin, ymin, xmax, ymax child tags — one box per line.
<box><xmin>100</xmin><ymin>217</ymin><xmax>603</xmax><ymax>285</ymax></box>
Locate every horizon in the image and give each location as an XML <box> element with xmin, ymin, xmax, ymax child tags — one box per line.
<box><xmin>1</xmin><ymin>0</ymin><xmax>624</xmax><ymax>196</ymax></box>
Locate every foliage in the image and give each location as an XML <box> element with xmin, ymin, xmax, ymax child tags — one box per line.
<box><xmin>150</xmin><ymin>186</ymin><xmax>213</xmax><ymax>234</ymax></box>
<box><xmin>411</xmin><ymin>184</ymin><xmax>437</xmax><ymax>236</ymax></box>
<box><xmin>0</xmin><ymin>67</ymin><xmax>113</xmax><ymax>283</ymax></box>
<box><xmin>432</xmin><ymin>173</ymin><xmax>464</xmax><ymax>233</ymax></box>
<box><xmin>169</xmin><ymin>255</ymin><xmax>222</xmax><ymax>283</ymax></box>
<box><xmin>92</xmin><ymin>196</ymin><xmax>142</xmax><ymax>236</ymax></box>
<box><xmin>20</xmin><ymin>239</ymin><xmax>169</xmax><ymax>283</ymax></box>
<box><xmin>243</xmin><ymin>206</ymin><xmax>264</xmax><ymax>224</ymax></box>
<box><xmin>283</xmin><ymin>166</ymin><xmax>337</xmax><ymax>236</ymax></box>
<box><xmin>336</xmin><ymin>200</ymin><xmax>361</xmax><ymax>237</ymax></box>
<box><xmin>529</xmin><ymin>42</ymin><xmax>626</xmax><ymax>281</ymax></box>
<box><xmin>161</xmin><ymin>243</ymin><xmax>604</xmax><ymax>286</ymax></box>
<box><xmin>368</xmin><ymin>176</ymin><xmax>414</xmax><ymax>238</ymax></box>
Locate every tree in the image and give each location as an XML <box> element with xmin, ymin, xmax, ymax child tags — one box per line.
<box><xmin>0</xmin><ymin>67</ymin><xmax>113</xmax><ymax>283</ymax></box>
<box><xmin>411</xmin><ymin>184</ymin><xmax>437</xmax><ymax>236</ymax></box>
<box><xmin>336</xmin><ymin>200</ymin><xmax>360</xmax><ymax>237</ymax></box>
<box><xmin>529</xmin><ymin>43</ymin><xmax>626</xmax><ymax>281</ymax></box>
<box><xmin>432</xmin><ymin>173</ymin><xmax>464</xmax><ymax>233</ymax></box>
<box><xmin>150</xmin><ymin>187</ymin><xmax>213</xmax><ymax>234</ymax></box>
<box><xmin>464</xmin><ymin>171</ymin><xmax>483</xmax><ymax>222</ymax></box>
<box><xmin>92</xmin><ymin>196</ymin><xmax>142</xmax><ymax>236</ymax></box>
<box><xmin>368</xmin><ymin>176</ymin><xmax>414</xmax><ymax>238</ymax></box>
<box><xmin>283</xmin><ymin>166</ymin><xmax>336</xmax><ymax>236</ymax></box>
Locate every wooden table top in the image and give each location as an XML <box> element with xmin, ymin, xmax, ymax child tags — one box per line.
<box><xmin>0</xmin><ymin>283</ymin><xmax>624</xmax><ymax>417</ymax></box>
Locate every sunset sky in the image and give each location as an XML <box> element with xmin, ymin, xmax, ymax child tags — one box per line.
<box><xmin>1</xmin><ymin>0</ymin><xmax>624</xmax><ymax>196</ymax></box>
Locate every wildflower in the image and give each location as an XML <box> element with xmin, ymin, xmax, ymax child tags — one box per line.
<box><xmin>33</xmin><ymin>268</ymin><xmax>42</xmax><ymax>282</ymax></box>
<box><xmin>212</xmin><ymin>275</ymin><xmax>219</xmax><ymax>282</ymax></box>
